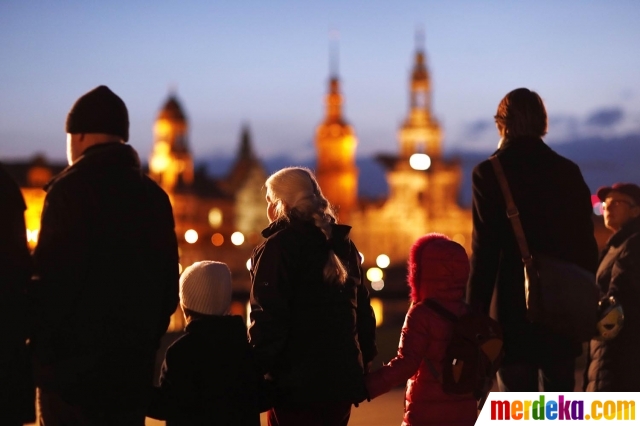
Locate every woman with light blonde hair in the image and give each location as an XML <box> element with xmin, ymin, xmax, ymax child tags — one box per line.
<box><xmin>248</xmin><ymin>166</ymin><xmax>377</xmax><ymax>426</ymax></box>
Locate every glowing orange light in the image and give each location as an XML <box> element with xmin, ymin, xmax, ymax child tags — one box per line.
<box><xmin>211</xmin><ymin>233</ymin><xmax>224</xmax><ymax>246</ymax></box>
<box><xmin>370</xmin><ymin>297</ymin><xmax>384</xmax><ymax>326</ymax></box>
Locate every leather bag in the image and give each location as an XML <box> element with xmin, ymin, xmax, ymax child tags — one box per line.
<box><xmin>490</xmin><ymin>155</ymin><xmax>599</xmax><ymax>342</ymax></box>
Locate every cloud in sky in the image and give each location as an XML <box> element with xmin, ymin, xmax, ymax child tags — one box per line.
<box><xmin>449</xmin><ymin>104</ymin><xmax>640</xmax><ymax>153</ymax></box>
<box><xmin>465</xmin><ymin>119</ymin><xmax>492</xmax><ymax>137</ymax></box>
<box><xmin>585</xmin><ymin>107</ymin><xmax>624</xmax><ymax>128</ymax></box>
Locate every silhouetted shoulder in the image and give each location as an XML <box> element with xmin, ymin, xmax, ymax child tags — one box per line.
<box><xmin>0</xmin><ymin>164</ymin><xmax>25</xmax><ymax>208</ymax></box>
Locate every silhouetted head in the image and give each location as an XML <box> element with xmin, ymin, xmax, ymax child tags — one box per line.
<box><xmin>65</xmin><ymin>85</ymin><xmax>129</xmax><ymax>165</ymax></box>
<box><xmin>597</xmin><ymin>182</ymin><xmax>640</xmax><ymax>231</ymax></box>
<box><xmin>494</xmin><ymin>88</ymin><xmax>547</xmax><ymax>139</ymax></box>
<box><xmin>408</xmin><ymin>233</ymin><xmax>469</xmax><ymax>303</ymax></box>
<box><xmin>180</xmin><ymin>261</ymin><xmax>232</xmax><ymax>319</ymax></box>
<box><xmin>265</xmin><ymin>167</ymin><xmax>348</xmax><ymax>284</ymax></box>
<box><xmin>265</xmin><ymin>166</ymin><xmax>336</xmax><ymax>223</ymax></box>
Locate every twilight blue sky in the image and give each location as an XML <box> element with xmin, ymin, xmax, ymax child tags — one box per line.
<box><xmin>1</xmin><ymin>0</ymin><xmax>639</xmax><ymax>164</ymax></box>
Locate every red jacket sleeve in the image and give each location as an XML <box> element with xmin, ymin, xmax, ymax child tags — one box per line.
<box><xmin>365</xmin><ymin>303</ymin><xmax>430</xmax><ymax>399</ymax></box>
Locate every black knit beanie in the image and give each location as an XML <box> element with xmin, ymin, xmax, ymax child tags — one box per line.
<box><xmin>65</xmin><ymin>85</ymin><xmax>129</xmax><ymax>142</ymax></box>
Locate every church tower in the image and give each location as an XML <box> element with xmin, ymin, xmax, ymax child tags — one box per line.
<box><xmin>224</xmin><ymin>125</ymin><xmax>269</xmax><ymax>239</ymax></box>
<box><xmin>398</xmin><ymin>35</ymin><xmax>442</xmax><ymax>160</ymax></box>
<box><xmin>149</xmin><ymin>94</ymin><xmax>194</xmax><ymax>191</ymax></box>
<box><xmin>315</xmin><ymin>72</ymin><xmax>358</xmax><ymax>223</ymax></box>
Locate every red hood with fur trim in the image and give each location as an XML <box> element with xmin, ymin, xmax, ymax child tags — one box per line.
<box><xmin>408</xmin><ymin>233</ymin><xmax>469</xmax><ymax>303</ymax></box>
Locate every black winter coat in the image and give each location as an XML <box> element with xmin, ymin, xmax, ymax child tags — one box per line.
<box><xmin>248</xmin><ymin>217</ymin><xmax>377</xmax><ymax>405</ymax></box>
<box><xmin>32</xmin><ymin>142</ymin><xmax>179</xmax><ymax>409</ymax></box>
<box><xmin>467</xmin><ymin>137</ymin><xmax>598</xmax><ymax>362</ymax></box>
<box><xmin>585</xmin><ymin>216</ymin><xmax>640</xmax><ymax>391</ymax></box>
<box><xmin>150</xmin><ymin>315</ymin><xmax>262</xmax><ymax>426</ymax></box>
<box><xmin>0</xmin><ymin>164</ymin><xmax>34</xmax><ymax>424</ymax></box>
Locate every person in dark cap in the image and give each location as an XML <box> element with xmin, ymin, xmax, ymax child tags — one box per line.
<box><xmin>467</xmin><ymin>88</ymin><xmax>598</xmax><ymax>392</ymax></box>
<box><xmin>31</xmin><ymin>85</ymin><xmax>179</xmax><ymax>425</ymax></box>
<box><xmin>584</xmin><ymin>183</ymin><xmax>640</xmax><ymax>391</ymax></box>
<box><xmin>0</xmin><ymin>163</ymin><xmax>34</xmax><ymax>425</ymax></box>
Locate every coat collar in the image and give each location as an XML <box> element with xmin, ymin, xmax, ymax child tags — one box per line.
<box><xmin>44</xmin><ymin>142</ymin><xmax>141</xmax><ymax>191</ymax></box>
<box><xmin>495</xmin><ymin>136</ymin><xmax>550</xmax><ymax>155</ymax></box>
<box><xmin>607</xmin><ymin>216</ymin><xmax>640</xmax><ymax>248</ymax></box>
<box><xmin>185</xmin><ymin>315</ymin><xmax>244</xmax><ymax>333</ymax></box>
<box><xmin>261</xmin><ymin>216</ymin><xmax>352</xmax><ymax>252</ymax></box>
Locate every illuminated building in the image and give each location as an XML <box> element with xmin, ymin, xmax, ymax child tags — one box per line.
<box><xmin>4</xmin><ymin>156</ymin><xmax>64</xmax><ymax>251</ymax></box>
<box><xmin>149</xmin><ymin>95</ymin><xmax>194</xmax><ymax>190</ymax></box>
<box><xmin>6</xmin><ymin>40</ymin><xmax>473</xmax><ymax>304</ymax></box>
<box><xmin>0</xmin><ymin>38</ymin><xmax>614</xmax><ymax>377</ymax></box>
<box><xmin>341</xmin><ymin>43</ymin><xmax>472</xmax><ymax>274</ymax></box>
<box><xmin>315</xmin><ymin>74</ymin><xmax>359</xmax><ymax>224</ymax></box>
<box><xmin>146</xmin><ymin>95</ymin><xmax>269</xmax><ymax>298</ymax></box>
<box><xmin>7</xmin><ymin>41</ymin><xmax>472</xmax><ymax>303</ymax></box>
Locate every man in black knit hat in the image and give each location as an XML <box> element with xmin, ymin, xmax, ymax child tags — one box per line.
<box><xmin>32</xmin><ymin>85</ymin><xmax>179</xmax><ymax>425</ymax></box>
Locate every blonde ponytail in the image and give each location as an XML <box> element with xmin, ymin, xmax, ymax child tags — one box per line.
<box><xmin>266</xmin><ymin>167</ymin><xmax>349</xmax><ymax>284</ymax></box>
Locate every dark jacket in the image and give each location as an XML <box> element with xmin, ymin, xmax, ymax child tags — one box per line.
<box><xmin>150</xmin><ymin>315</ymin><xmax>262</xmax><ymax>426</ymax></box>
<box><xmin>366</xmin><ymin>236</ymin><xmax>476</xmax><ymax>426</ymax></box>
<box><xmin>32</xmin><ymin>142</ymin><xmax>179</xmax><ymax>409</ymax></box>
<box><xmin>467</xmin><ymin>137</ymin><xmax>598</xmax><ymax>362</ymax></box>
<box><xmin>248</xmin><ymin>217</ymin><xmax>377</xmax><ymax>405</ymax></box>
<box><xmin>0</xmin><ymin>164</ymin><xmax>35</xmax><ymax>424</ymax></box>
<box><xmin>585</xmin><ymin>216</ymin><xmax>640</xmax><ymax>391</ymax></box>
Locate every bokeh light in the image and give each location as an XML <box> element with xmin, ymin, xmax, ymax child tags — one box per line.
<box><xmin>593</xmin><ymin>202</ymin><xmax>603</xmax><ymax>216</ymax></box>
<box><xmin>371</xmin><ymin>279</ymin><xmax>385</xmax><ymax>291</ymax></box>
<box><xmin>376</xmin><ymin>254</ymin><xmax>390</xmax><ymax>268</ymax></box>
<box><xmin>208</xmin><ymin>208</ymin><xmax>223</xmax><ymax>228</ymax></box>
<box><xmin>366</xmin><ymin>267</ymin><xmax>383</xmax><ymax>282</ymax></box>
<box><xmin>231</xmin><ymin>231</ymin><xmax>245</xmax><ymax>246</ymax></box>
<box><xmin>409</xmin><ymin>153</ymin><xmax>431</xmax><ymax>170</ymax></box>
<box><xmin>184</xmin><ymin>229</ymin><xmax>198</xmax><ymax>244</ymax></box>
<box><xmin>211</xmin><ymin>233</ymin><xmax>224</xmax><ymax>246</ymax></box>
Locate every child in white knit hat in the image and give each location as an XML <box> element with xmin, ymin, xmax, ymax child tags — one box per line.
<box><xmin>148</xmin><ymin>261</ymin><xmax>264</xmax><ymax>426</ymax></box>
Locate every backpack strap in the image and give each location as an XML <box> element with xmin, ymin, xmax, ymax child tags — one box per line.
<box><xmin>423</xmin><ymin>299</ymin><xmax>459</xmax><ymax>381</ymax></box>
<box><xmin>424</xmin><ymin>298</ymin><xmax>459</xmax><ymax>323</ymax></box>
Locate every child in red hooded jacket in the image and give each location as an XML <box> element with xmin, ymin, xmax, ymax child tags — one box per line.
<box><xmin>365</xmin><ymin>233</ymin><xmax>477</xmax><ymax>426</ymax></box>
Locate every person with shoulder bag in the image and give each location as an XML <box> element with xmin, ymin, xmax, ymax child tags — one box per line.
<box><xmin>467</xmin><ymin>88</ymin><xmax>599</xmax><ymax>392</ymax></box>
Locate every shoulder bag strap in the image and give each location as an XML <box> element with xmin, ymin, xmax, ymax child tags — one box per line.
<box><xmin>489</xmin><ymin>155</ymin><xmax>533</xmax><ymax>268</ymax></box>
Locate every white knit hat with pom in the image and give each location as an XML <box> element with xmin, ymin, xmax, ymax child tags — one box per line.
<box><xmin>180</xmin><ymin>261</ymin><xmax>232</xmax><ymax>316</ymax></box>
